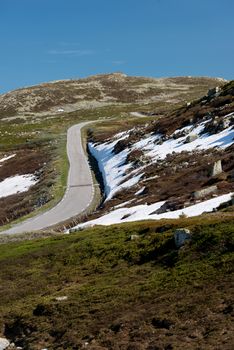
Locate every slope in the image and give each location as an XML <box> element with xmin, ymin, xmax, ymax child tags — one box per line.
<box><xmin>0</xmin><ymin>74</ymin><xmax>225</xmax><ymax>229</ymax></box>
<box><xmin>72</xmin><ymin>81</ymin><xmax>234</xmax><ymax>229</ymax></box>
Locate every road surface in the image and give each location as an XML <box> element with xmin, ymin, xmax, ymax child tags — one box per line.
<box><xmin>1</xmin><ymin>122</ymin><xmax>94</xmax><ymax>235</ymax></box>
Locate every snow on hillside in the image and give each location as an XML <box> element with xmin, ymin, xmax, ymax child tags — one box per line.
<box><xmin>88</xmin><ymin>114</ymin><xmax>233</xmax><ymax>203</ymax></box>
<box><xmin>71</xmin><ymin>193</ymin><xmax>233</xmax><ymax>230</ymax></box>
<box><xmin>0</xmin><ymin>154</ymin><xmax>16</xmax><ymax>165</ymax></box>
<box><xmin>0</xmin><ymin>174</ymin><xmax>38</xmax><ymax>199</ymax></box>
<box><xmin>75</xmin><ymin>112</ymin><xmax>234</xmax><ymax>230</ymax></box>
<box><xmin>134</xmin><ymin>119</ymin><xmax>234</xmax><ymax>161</ymax></box>
<box><xmin>89</xmin><ymin>130</ymin><xmax>143</xmax><ymax>200</ymax></box>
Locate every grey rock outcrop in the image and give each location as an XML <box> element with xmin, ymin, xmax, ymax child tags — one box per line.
<box><xmin>193</xmin><ymin>185</ymin><xmax>217</xmax><ymax>199</ymax></box>
<box><xmin>231</xmin><ymin>195</ymin><xmax>234</xmax><ymax>205</ymax></box>
<box><xmin>174</xmin><ymin>228</ymin><xmax>191</xmax><ymax>248</ymax></box>
<box><xmin>185</xmin><ymin>133</ymin><xmax>198</xmax><ymax>143</ymax></box>
<box><xmin>207</xmin><ymin>86</ymin><xmax>221</xmax><ymax>97</ymax></box>
<box><xmin>210</xmin><ymin>160</ymin><xmax>222</xmax><ymax>177</ymax></box>
<box><xmin>0</xmin><ymin>338</ymin><xmax>10</xmax><ymax>350</ymax></box>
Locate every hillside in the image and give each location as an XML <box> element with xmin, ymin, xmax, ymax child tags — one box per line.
<box><xmin>0</xmin><ymin>75</ymin><xmax>233</xmax><ymax>349</ymax></box>
<box><xmin>0</xmin><ymin>74</ymin><xmax>226</xmax><ymax>230</ymax></box>
<box><xmin>0</xmin><ymin>216</ymin><xmax>233</xmax><ymax>349</ymax></box>
<box><xmin>0</xmin><ymin>74</ymin><xmax>225</xmax><ymax>119</ymax></box>
<box><xmin>67</xmin><ymin>81</ymin><xmax>234</xmax><ymax>230</ymax></box>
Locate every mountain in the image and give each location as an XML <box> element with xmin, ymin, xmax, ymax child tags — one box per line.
<box><xmin>0</xmin><ymin>74</ymin><xmax>226</xmax><ymax>118</ymax></box>
<box><xmin>0</xmin><ymin>74</ymin><xmax>228</xmax><ymax>229</ymax></box>
<box><xmin>69</xmin><ymin>80</ymin><xmax>234</xmax><ymax>230</ymax></box>
<box><xmin>0</xmin><ymin>75</ymin><xmax>233</xmax><ymax>350</ymax></box>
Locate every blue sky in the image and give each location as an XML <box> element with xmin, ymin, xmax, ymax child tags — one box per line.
<box><xmin>0</xmin><ymin>0</ymin><xmax>233</xmax><ymax>93</ymax></box>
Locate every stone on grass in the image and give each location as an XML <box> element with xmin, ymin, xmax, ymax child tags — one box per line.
<box><xmin>174</xmin><ymin>228</ymin><xmax>191</xmax><ymax>248</ymax></box>
<box><xmin>130</xmin><ymin>234</ymin><xmax>140</xmax><ymax>241</ymax></box>
<box><xmin>0</xmin><ymin>338</ymin><xmax>10</xmax><ymax>350</ymax></box>
<box><xmin>193</xmin><ymin>185</ymin><xmax>217</xmax><ymax>199</ymax></box>
<box><xmin>210</xmin><ymin>160</ymin><xmax>222</xmax><ymax>177</ymax></box>
<box><xmin>55</xmin><ymin>296</ymin><xmax>68</xmax><ymax>301</ymax></box>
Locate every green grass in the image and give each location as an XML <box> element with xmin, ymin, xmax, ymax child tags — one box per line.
<box><xmin>0</xmin><ymin>215</ymin><xmax>233</xmax><ymax>349</ymax></box>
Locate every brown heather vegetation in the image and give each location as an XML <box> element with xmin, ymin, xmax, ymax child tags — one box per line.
<box><xmin>0</xmin><ymin>76</ymin><xmax>233</xmax><ymax>349</ymax></box>
<box><xmin>85</xmin><ymin>81</ymin><xmax>234</xmax><ymax>217</ymax></box>
<box><xmin>0</xmin><ymin>146</ymin><xmax>53</xmax><ymax>226</ymax></box>
<box><xmin>0</xmin><ymin>75</ymin><xmax>225</xmax><ymax>118</ymax></box>
<box><xmin>0</xmin><ymin>75</ymin><xmax>226</xmax><ymax>228</ymax></box>
<box><xmin>0</xmin><ymin>215</ymin><xmax>233</xmax><ymax>349</ymax></box>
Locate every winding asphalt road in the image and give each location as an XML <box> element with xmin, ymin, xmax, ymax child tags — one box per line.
<box><xmin>1</xmin><ymin>122</ymin><xmax>94</xmax><ymax>235</ymax></box>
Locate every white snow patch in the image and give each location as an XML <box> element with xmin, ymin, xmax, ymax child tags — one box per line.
<box><xmin>113</xmin><ymin>129</ymin><xmax>132</xmax><ymax>140</ymax></box>
<box><xmin>89</xmin><ymin>134</ymin><xmax>143</xmax><ymax>200</ymax></box>
<box><xmin>142</xmin><ymin>175</ymin><xmax>159</xmax><ymax>182</ymax></box>
<box><xmin>114</xmin><ymin>199</ymin><xmax>135</xmax><ymax>209</ymax></box>
<box><xmin>130</xmin><ymin>112</ymin><xmax>147</xmax><ymax>118</ymax></box>
<box><xmin>86</xmin><ymin>114</ymin><xmax>233</xmax><ymax>225</ymax></box>
<box><xmin>135</xmin><ymin>120</ymin><xmax>234</xmax><ymax>161</ymax></box>
<box><xmin>71</xmin><ymin>193</ymin><xmax>233</xmax><ymax>229</ymax></box>
<box><xmin>135</xmin><ymin>187</ymin><xmax>145</xmax><ymax>195</ymax></box>
<box><xmin>118</xmin><ymin>173</ymin><xmax>143</xmax><ymax>192</ymax></box>
<box><xmin>0</xmin><ymin>154</ymin><xmax>16</xmax><ymax>163</ymax></box>
<box><xmin>0</xmin><ymin>174</ymin><xmax>38</xmax><ymax>199</ymax></box>
<box><xmin>133</xmin><ymin>134</ymin><xmax>160</xmax><ymax>149</ymax></box>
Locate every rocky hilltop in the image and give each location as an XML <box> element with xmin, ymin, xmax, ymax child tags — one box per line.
<box><xmin>0</xmin><ymin>74</ymin><xmax>226</xmax><ymax>118</ymax></box>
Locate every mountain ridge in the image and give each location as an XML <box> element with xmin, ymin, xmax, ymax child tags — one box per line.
<box><xmin>0</xmin><ymin>74</ymin><xmax>226</xmax><ymax>118</ymax></box>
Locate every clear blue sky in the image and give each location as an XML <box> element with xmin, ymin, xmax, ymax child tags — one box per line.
<box><xmin>0</xmin><ymin>0</ymin><xmax>233</xmax><ymax>93</ymax></box>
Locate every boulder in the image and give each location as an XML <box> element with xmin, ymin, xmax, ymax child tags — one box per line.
<box><xmin>193</xmin><ymin>185</ymin><xmax>217</xmax><ymax>199</ymax></box>
<box><xmin>130</xmin><ymin>234</ymin><xmax>140</xmax><ymax>241</ymax></box>
<box><xmin>0</xmin><ymin>338</ymin><xmax>10</xmax><ymax>350</ymax></box>
<box><xmin>231</xmin><ymin>195</ymin><xmax>234</xmax><ymax>205</ymax></box>
<box><xmin>174</xmin><ymin>228</ymin><xmax>191</xmax><ymax>248</ymax></box>
<box><xmin>185</xmin><ymin>133</ymin><xmax>198</xmax><ymax>143</ymax></box>
<box><xmin>210</xmin><ymin>160</ymin><xmax>222</xmax><ymax>177</ymax></box>
<box><xmin>207</xmin><ymin>86</ymin><xmax>221</xmax><ymax>97</ymax></box>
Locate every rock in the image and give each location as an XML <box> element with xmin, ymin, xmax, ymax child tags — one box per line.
<box><xmin>151</xmin><ymin>318</ymin><xmax>174</xmax><ymax>330</ymax></box>
<box><xmin>231</xmin><ymin>195</ymin><xmax>234</xmax><ymax>205</ymax></box>
<box><xmin>0</xmin><ymin>338</ymin><xmax>10</xmax><ymax>350</ymax></box>
<box><xmin>110</xmin><ymin>322</ymin><xmax>123</xmax><ymax>333</ymax></box>
<box><xmin>130</xmin><ymin>234</ymin><xmax>140</xmax><ymax>241</ymax></box>
<box><xmin>210</xmin><ymin>160</ymin><xmax>222</xmax><ymax>177</ymax></box>
<box><xmin>185</xmin><ymin>133</ymin><xmax>198</xmax><ymax>143</ymax></box>
<box><xmin>193</xmin><ymin>185</ymin><xmax>217</xmax><ymax>199</ymax></box>
<box><xmin>174</xmin><ymin>228</ymin><xmax>191</xmax><ymax>248</ymax></box>
<box><xmin>55</xmin><ymin>296</ymin><xmax>68</xmax><ymax>301</ymax></box>
<box><xmin>33</xmin><ymin>303</ymin><xmax>52</xmax><ymax>316</ymax></box>
<box><xmin>207</xmin><ymin>86</ymin><xmax>221</xmax><ymax>97</ymax></box>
